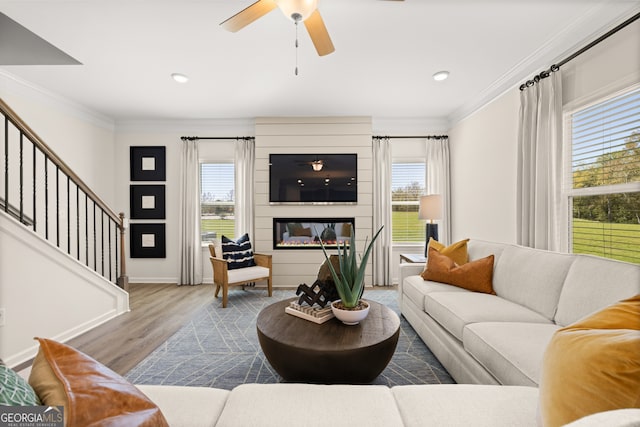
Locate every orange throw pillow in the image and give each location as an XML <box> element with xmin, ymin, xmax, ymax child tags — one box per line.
<box><xmin>29</xmin><ymin>338</ymin><xmax>168</xmax><ymax>427</ymax></box>
<box><xmin>539</xmin><ymin>295</ymin><xmax>640</xmax><ymax>427</ymax></box>
<box><xmin>428</xmin><ymin>238</ymin><xmax>470</xmax><ymax>265</ymax></box>
<box><xmin>421</xmin><ymin>247</ymin><xmax>495</xmax><ymax>294</ymax></box>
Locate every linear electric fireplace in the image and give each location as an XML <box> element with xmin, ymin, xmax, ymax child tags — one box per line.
<box><xmin>273</xmin><ymin>217</ymin><xmax>355</xmax><ymax>250</ymax></box>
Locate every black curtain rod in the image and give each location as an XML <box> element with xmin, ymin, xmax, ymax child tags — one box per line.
<box><xmin>519</xmin><ymin>11</ymin><xmax>639</xmax><ymax>90</ymax></box>
<box><xmin>180</xmin><ymin>136</ymin><xmax>254</xmax><ymax>141</ymax></box>
<box><xmin>373</xmin><ymin>135</ymin><xmax>448</xmax><ymax>140</ymax></box>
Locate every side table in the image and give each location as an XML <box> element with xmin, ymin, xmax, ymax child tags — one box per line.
<box><xmin>400</xmin><ymin>253</ymin><xmax>426</xmax><ymax>264</ymax></box>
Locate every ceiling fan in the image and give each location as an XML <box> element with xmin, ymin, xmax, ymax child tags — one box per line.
<box><xmin>220</xmin><ymin>0</ymin><xmax>335</xmax><ymax>56</ymax></box>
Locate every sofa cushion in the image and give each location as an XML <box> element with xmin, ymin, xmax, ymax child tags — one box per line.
<box><xmin>467</xmin><ymin>239</ymin><xmax>507</xmax><ymax>264</ymax></box>
<box><xmin>428</xmin><ymin>237</ymin><xmax>470</xmax><ymax>265</ymax></box>
<box><xmin>463</xmin><ymin>322</ymin><xmax>560</xmax><ymax>386</ymax></box>
<box><xmin>391</xmin><ymin>384</ymin><xmax>539</xmax><ymax>427</ymax></box>
<box><xmin>29</xmin><ymin>338</ymin><xmax>168</xmax><ymax>426</ymax></box>
<box><xmin>539</xmin><ymin>295</ymin><xmax>640</xmax><ymax>427</ymax></box>
<box><xmin>492</xmin><ymin>244</ymin><xmax>574</xmax><ymax>320</ymax></box>
<box><xmin>422</xmin><ymin>247</ymin><xmax>495</xmax><ymax>294</ymax></box>
<box><xmin>136</xmin><ymin>385</ymin><xmax>229</xmax><ymax>427</ymax></box>
<box><xmin>425</xmin><ymin>292</ymin><xmax>551</xmax><ymax>341</ymax></box>
<box><xmin>555</xmin><ymin>255</ymin><xmax>640</xmax><ymax>326</ymax></box>
<box><xmin>215</xmin><ymin>383</ymin><xmax>404</xmax><ymax>427</ymax></box>
<box><xmin>403</xmin><ymin>275</ymin><xmax>467</xmax><ymax>311</ymax></box>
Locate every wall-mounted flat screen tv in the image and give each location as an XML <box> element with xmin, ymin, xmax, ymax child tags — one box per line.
<box><xmin>269</xmin><ymin>154</ymin><xmax>357</xmax><ymax>204</ymax></box>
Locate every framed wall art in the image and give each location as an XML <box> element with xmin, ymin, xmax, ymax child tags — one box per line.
<box><xmin>130</xmin><ymin>146</ymin><xmax>166</xmax><ymax>181</ymax></box>
<box><xmin>130</xmin><ymin>223</ymin><xmax>166</xmax><ymax>258</ymax></box>
<box><xmin>130</xmin><ymin>185</ymin><xmax>165</xmax><ymax>219</ymax></box>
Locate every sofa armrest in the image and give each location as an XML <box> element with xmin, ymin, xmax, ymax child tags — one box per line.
<box><xmin>398</xmin><ymin>263</ymin><xmax>426</xmax><ymax>303</ymax></box>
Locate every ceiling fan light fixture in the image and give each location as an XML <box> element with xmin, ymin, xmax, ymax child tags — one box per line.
<box><xmin>171</xmin><ymin>73</ymin><xmax>189</xmax><ymax>83</ymax></box>
<box><xmin>433</xmin><ymin>71</ymin><xmax>449</xmax><ymax>81</ymax></box>
<box><xmin>276</xmin><ymin>0</ymin><xmax>318</xmax><ymax>22</ymax></box>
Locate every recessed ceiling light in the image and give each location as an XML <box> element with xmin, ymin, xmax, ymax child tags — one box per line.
<box><xmin>171</xmin><ymin>73</ymin><xmax>189</xmax><ymax>83</ymax></box>
<box><xmin>433</xmin><ymin>71</ymin><xmax>449</xmax><ymax>81</ymax></box>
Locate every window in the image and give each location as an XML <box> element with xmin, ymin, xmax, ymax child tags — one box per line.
<box><xmin>565</xmin><ymin>86</ymin><xmax>640</xmax><ymax>263</ymax></box>
<box><xmin>200</xmin><ymin>163</ymin><xmax>235</xmax><ymax>242</ymax></box>
<box><xmin>391</xmin><ymin>162</ymin><xmax>425</xmax><ymax>243</ymax></box>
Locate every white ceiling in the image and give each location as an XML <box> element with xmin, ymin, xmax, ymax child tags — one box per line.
<box><xmin>0</xmin><ymin>0</ymin><xmax>638</xmax><ymax>126</ymax></box>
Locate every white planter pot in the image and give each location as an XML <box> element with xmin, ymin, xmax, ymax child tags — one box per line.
<box><xmin>331</xmin><ymin>300</ymin><xmax>370</xmax><ymax>325</ymax></box>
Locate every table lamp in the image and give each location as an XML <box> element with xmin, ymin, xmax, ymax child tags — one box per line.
<box><xmin>418</xmin><ymin>194</ymin><xmax>442</xmax><ymax>257</ymax></box>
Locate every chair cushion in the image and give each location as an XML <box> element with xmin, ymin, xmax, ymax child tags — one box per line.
<box><xmin>28</xmin><ymin>338</ymin><xmax>168</xmax><ymax>426</ymax></box>
<box><xmin>221</xmin><ymin>233</ymin><xmax>256</xmax><ymax>270</ymax></box>
<box><xmin>227</xmin><ymin>265</ymin><xmax>270</xmax><ymax>283</ymax></box>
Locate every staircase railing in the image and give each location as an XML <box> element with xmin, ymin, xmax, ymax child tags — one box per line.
<box><xmin>0</xmin><ymin>98</ymin><xmax>128</xmax><ymax>290</ymax></box>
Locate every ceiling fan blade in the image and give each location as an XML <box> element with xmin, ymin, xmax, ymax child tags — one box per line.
<box><xmin>220</xmin><ymin>0</ymin><xmax>278</xmax><ymax>32</ymax></box>
<box><xmin>304</xmin><ymin>9</ymin><xmax>335</xmax><ymax>56</ymax></box>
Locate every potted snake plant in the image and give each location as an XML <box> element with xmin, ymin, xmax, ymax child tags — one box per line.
<box><xmin>317</xmin><ymin>226</ymin><xmax>384</xmax><ymax>325</ymax></box>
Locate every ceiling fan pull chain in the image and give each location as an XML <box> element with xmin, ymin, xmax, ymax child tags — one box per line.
<box><xmin>295</xmin><ymin>21</ymin><xmax>299</xmax><ymax>76</ymax></box>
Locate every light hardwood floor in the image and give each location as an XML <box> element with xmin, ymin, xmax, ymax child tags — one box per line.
<box><xmin>66</xmin><ymin>283</ymin><xmax>217</xmax><ymax>375</ymax></box>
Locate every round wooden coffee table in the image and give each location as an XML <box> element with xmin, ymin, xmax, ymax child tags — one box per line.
<box><xmin>256</xmin><ymin>298</ymin><xmax>400</xmax><ymax>384</ymax></box>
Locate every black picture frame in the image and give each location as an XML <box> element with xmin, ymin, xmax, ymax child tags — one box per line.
<box><xmin>130</xmin><ymin>185</ymin><xmax>165</xmax><ymax>219</ymax></box>
<box><xmin>130</xmin><ymin>146</ymin><xmax>166</xmax><ymax>181</ymax></box>
<box><xmin>130</xmin><ymin>223</ymin><xmax>166</xmax><ymax>258</ymax></box>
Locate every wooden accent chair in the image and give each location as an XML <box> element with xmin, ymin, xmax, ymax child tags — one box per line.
<box><xmin>208</xmin><ymin>243</ymin><xmax>273</xmax><ymax>308</ymax></box>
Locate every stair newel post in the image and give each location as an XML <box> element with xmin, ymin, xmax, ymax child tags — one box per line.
<box><xmin>118</xmin><ymin>212</ymin><xmax>129</xmax><ymax>292</ymax></box>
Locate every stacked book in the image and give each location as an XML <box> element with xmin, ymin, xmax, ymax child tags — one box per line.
<box><xmin>285</xmin><ymin>301</ymin><xmax>335</xmax><ymax>324</ymax></box>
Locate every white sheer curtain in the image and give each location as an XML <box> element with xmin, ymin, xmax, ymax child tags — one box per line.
<box><xmin>235</xmin><ymin>138</ymin><xmax>255</xmax><ymax>239</ymax></box>
<box><xmin>178</xmin><ymin>138</ymin><xmax>202</xmax><ymax>285</ymax></box>
<box><xmin>426</xmin><ymin>137</ymin><xmax>452</xmax><ymax>245</ymax></box>
<box><xmin>372</xmin><ymin>137</ymin><xmax>392</xmax><ymax>286</ymax></box>
<box><xmin>517</xmin><ymin>70</ymin><xmax>563</xmax><ymax>251</ymax></box>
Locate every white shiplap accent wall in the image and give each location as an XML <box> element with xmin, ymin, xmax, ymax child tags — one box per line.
<box><xmin>254</xmin><ymin>117</ymin><xmax>373</xmax><ymax>288</ymax></box>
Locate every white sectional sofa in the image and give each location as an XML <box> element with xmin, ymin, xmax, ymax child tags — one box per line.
<box><xmin>398</xmin><ymin>239</ymin><xmax>640</xmax><ymax>386</ymax></box>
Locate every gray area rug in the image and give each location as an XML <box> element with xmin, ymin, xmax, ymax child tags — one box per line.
<box><xmin>126</xmin><ymin>289</ymin><xmax>454</xmax><ymax>390</ymax></box>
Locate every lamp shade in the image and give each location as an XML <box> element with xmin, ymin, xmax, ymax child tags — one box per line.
<box><xmin>418</xmin><ymin>195</ymin><xmax>442</xmax><ymax>221</ymax></box>
<box><xmin>275</xmin><ymin>0</ymin><xmax>318</xmax><ymax>22</ymax></box>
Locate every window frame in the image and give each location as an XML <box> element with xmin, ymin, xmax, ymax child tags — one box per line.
<box><xmin>561</xmin><ymin>83</ymin><xmax>640</xmax><ymax>259</ymax></box>
<box><xmin>391</xmin><ymin>159</ymin><xmax>427</xmax><ymax>245</ymax></box>
<box><xmin>200</xmin><ymin>161</ymin><xmax>236</xmax><ymax>244</ymax></box>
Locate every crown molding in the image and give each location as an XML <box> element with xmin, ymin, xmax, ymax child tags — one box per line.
<box><xmin>447</xmin><ymin>4</ymin><xmax>640</xmax><ymax>128</ymax></box>
<box><xmin>0</xmin><ymin>69</ymin><xmax>115</xmax><ymax>131</ymax></box>
<box><xmin>372</xmin><ymin>116</ymin><xmax>448</xmax><ymax>135</ymax></box>
<box><xmin>115</xmin><ymin>118</ymin><xmax>255</xmax><ymax>135</ymax></box>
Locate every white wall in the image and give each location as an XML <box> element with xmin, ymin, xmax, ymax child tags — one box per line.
<box><xmin>448</xmin><ymin>89</ymin><xmax>520</xmax><ymax>243</ymax></box>
<box><xmin>0</xmin><ymin>212</ymin><xmax>128</xmax><ymax>367</ymax></box>
<box><xmin>114</xmin><ymin>120</ymin><xmax>253</xmax><ymax>283</ymax></box>
<box><xmin>0</xmin><ymin>72</ymin><xmax>117</xmax><ymax>206</ymax></box>
<box><xmin>0</xmin><ymin>74</ymin><xmax>129</xmax><ymax>367</ymax></box>
<box><xmin>447</xmin><ymin>19</ymin><xmax>640</xmax><ymax>245</ymax></box>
